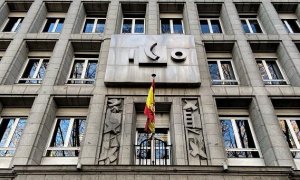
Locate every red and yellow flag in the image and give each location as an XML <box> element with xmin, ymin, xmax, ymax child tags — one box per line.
<box><xmin>144</xmin><ymin>79</ymin><xmax>155</xmax><ymax>133</ymax></box>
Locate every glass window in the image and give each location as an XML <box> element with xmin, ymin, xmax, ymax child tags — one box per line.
<box><xmin>67</xmin><ymin>58</ymin><xmax>98</xmax><ymax>84</ymax></box>
<box><xmin>240</xmin><ymin>17</ymin><xmax>263</xmax><ymax>33</ymax></box>
<box><xmin>208</xmin><ymin>60</ymin><xmax>238</xmax><ymax>85</ymax></box>
<box><xmin>200</xmin><ymin>18</ymin><xmax>222</xmax><ymax>33</ymax></box>
<box><xmin>18</xmin><ymin>58</ymin><xmax>49</xmax><ymax>84</ymax></box>
<box><xmin>121</xmin><ymin>18</ymin><xmax>144</xmax><ymax>34</ymax></box>
<box><xmin>256</xmin><ymin>59</ymin><xmax>288</xmax><ymax>85</ymax></box>
<box><xmin>0</xmin><ymin>117</ymin><xmax>27</xmax><ymax>156</ymax></box>
<box><xmin>279</xmin><ymin>118</ymin><xmax>300</xmax><ymax>158</ymax></box>
<box><xmin>135</xmin><ymin>128</ymin><xmax>171</xmax><ymax>165</ymax></box>
<box><xmin>282</xmin><ymin>19</ymin><xmax>300</xmax><ymax>33</ymax></box>
<box><xmin>220</xmin><ymin>117</ymin><xmax>260</xmax><ymax>158</ymax></box>
<box><xmin>161</xmin><ymin>18</ymin><xmax>184</xmax><ymax>34</ymax></box>
<box><xmin>42</xmin><ymin>18</ymin><xmax>65</xmax><ymax>33</ymax></box>
<box><xmin>46</xmin><ymin>117</ymin><xmax>86</xmax><ymax>157</ymax></box>
<box><xmin>2</xmin><ymin>17</ymin><xmax>23</xmax><ymax>32</ymax></box>
<box><xmin>82</xmin><ymin>18</ymin><xmax>106</xmax><ymax>33</ymax></box>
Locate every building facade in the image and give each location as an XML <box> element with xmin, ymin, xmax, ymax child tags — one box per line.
<box><xmin>0</xmin><ymin>0</ymin><xmax>299</xmax><ymax>179</ymax></box>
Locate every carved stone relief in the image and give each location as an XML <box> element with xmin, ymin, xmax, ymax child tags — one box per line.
<box><xmin>182</xmin><ymin>99</ymin><xmax>208</xmax><ymax>165</ymax></box>
<box><xmin>99</xmin><ymin>99</ymin><xmax>123</xmax><ymax>165</ymax></box>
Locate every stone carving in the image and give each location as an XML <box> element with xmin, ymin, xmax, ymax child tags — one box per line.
<box><xmin>99</xmin><ymin>98</ymin><xmax>123</xmax><ymax>165</ymax></box>
<box><xmin>144</xmin><ymin>42</ymin><xmax>160</xmax><ymax>61</ymax></box>
<box><xmin>183</xmin><ymin>99</ymin><xmax>207</xmax><ymax>165</ymax></box>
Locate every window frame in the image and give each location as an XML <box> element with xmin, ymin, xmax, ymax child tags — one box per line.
<box><xmin>256</xmin><ymin>58</ymin><xmax>289</xmax><ymax>85</ymax></box>
<box><xmin>219</xmin><ymin>117</ymin><xmax>262</xmax><ymax>158</ymax></box>
<box><xmin>41</xmin><ymin>17</ymin><xmax>65</xmax><ymax>33</ymax></box>
<box><xmin>240</xmin><ymin>16</ymin><xmax>264</xmax><ymax>34</ymax></box>
<box><xmin>2</xmin><ymin>17</ymin><xmax>23</xmax><ymax>32</ymax></box>
<box><xmin>0</xmin><ymin>117</ymin><xmax>27</xmax><ymax>155</ymax></box>
<box><xmin>199</xmin><ymin>17</ymin><xmax>223</xmax><ymax>34</ymax></box>
<box><xmin>121</xmin><ymin>17</ymin><xmax>145</xmax><ymax>34</ymax></box>
<box><xmin>17</xmin><ymin>57</ymin><xmax>49</xmax><ymax>84</ymax></box>
<box><xmin>81</xmin><ymin>17</ymin><xmax>106</xmax><ymax>34</ymax></box>
<box><xmin>208</xmin><ymin>59</ymin><xmax>239</xmax><ymax>85</ymax></box>
<box><xmin>44</xmin><ymin>117</ymin><xmax>86</xmax><ymax>157</ymax></box>
<box><xmin>66</xmin><ymin>57</ymin><xmax>98</xmax><ymax>84</ymax></box>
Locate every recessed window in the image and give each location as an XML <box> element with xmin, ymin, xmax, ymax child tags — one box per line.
<box><xmin>67</xmin><ymin>57</ymin><xmax>98</xmax><ymax>84</ymax></box>
<box><xmin>121</xmin><ymin>18</ymin><xmax>145</xmax><ymax>34</ymax></box>
<box><xmin>256</xmin><ymin>59</ymin><xmax>288</xmax><ymax>85</ymax></box>
<box><xmin>2</xmin><ymin>17</ymin><xmax>23</xmax><ymax>32</ymax></box>
<box><xmin>282</xmin><ymin>19</ymin><xmax>300</xmax><ymax>33</ymax></box>
<box><xmin>240</xmin><ymin>16</ymin><xmax>263</xmax><ymax>33</ymax></box>
<box><xmin>82</xmin><ymin>17</ymin><xmax>105</xmax><ymax>33</ymax></box>
<box><xmin>200</xmin><ymin>18</ymin><xmax>222</xmax><ymax>33</ymax></box>
<box><xmin>46</xmin><ymin>117</ymin><xmax>86</xmax><ymax>157</ymax></box>
<box><xmin>279</xmin><ymin>118</ymin><xmax>300</xmax><ymax>158</ymax></box>
<box><xmin>135</xmin><ymin>128</ymin><xmax>171</xmax><ymax>165</ymax></box>
<box><xmin>0</xmin><ymin>117</ymin><xmax>27</xmax><ymax>156</ymax></box>
<box><xmin>160</xmin><ymin>18</ymin><xmax>184</xmax><ymax>34</ymax></box>
<box><xmin>42</xmin><ymin>18</ymin><xmax>64</xmax><ymax>33</ymax></box>
<box><xmin>18</xmin><ymin>58</ymin><xmax>49</xmax><ymax>84</ymax></box>
<box><xmin>220</xmin><ymin>117</ymin><xmax>260</xmax><ymax>158</ymax></box>
<box><xmin>208</xmin><ymin>60</ymin><xmax>238</xmax><ymax>85</ymax></box>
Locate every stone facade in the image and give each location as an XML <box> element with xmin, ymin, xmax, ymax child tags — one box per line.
<box><xmin>0</xmin><ymin>0</ymin><xmax>298</xmax><ymax>179</ymax></box>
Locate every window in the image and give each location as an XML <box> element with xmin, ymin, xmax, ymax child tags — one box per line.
<box><xmin>279</xmin><ymin>118</ymin><xmax>300</xmax><ymax>158</ymax></box>
<box><xmin>240</xmin><ymin>16</ymin><xmax>263</xmax><ymax>33</ymax></box>
<box><xmin>46</xmin><ymin>117</ymin><xmax>86</xmax><ymax>157</ymax></box>
<box><xmin>82</xmin><ymin>17</ymin><xmax>105</xmax><ymax>33</ymax></box>
<box><xmin>67</xmin><ymin>57</ymin><xmax>98</xmax><ymax>84</ymax></box>
<box><xmin>256</xmin><ymin>59</ymin><xmax>288</xmax><ymax>85</ymax></box>
<box><xmin>200</xmin><ymin>18</ymin><xmax>222</xmax><ymax>33</ymax></box>
<box><xmin>220</xmin><ymin>117</ymin><xmax>260</xmax><ymax>158</ymax></box>
<box><xmin>160</xmin><ymin>18</ymin><xmax>184</xmax><ymax>34</ymax></box>
<box><xmin>208</xmin><ymin>60</ymin><xmax>238</xmax><ymax>85</ymax></box>
<box><xmin>282</xmin><ymin>19</ymin><xmax>300</xmax><ymax>33</ymax></box>
<box><xmin>121</xmin><ymin>18</ymin><xmax>144</xmax><ymax>34</ymax></box>
<box><xmin>18</xmin><ymin>58</ymin><xmax>49</xmax><ymax>84</ymax></box>
<box><xmin>0</xmin><ymin>117</ymin><xmax>27</xmax><ymax>157</ymax></box>
<box><xmin>42</xmin><ymin>18</ymin><xmax>64</xmax><ymax>33</ymax></box>
<box><xmin>2</xmin><ymin>17</ymin><xmax>23</xmax><ymax>32</ymax></box>
<box><xmin>135</xmin><ymin>128</ymin><xmax>171</xmax><ymax>165</ymax></box>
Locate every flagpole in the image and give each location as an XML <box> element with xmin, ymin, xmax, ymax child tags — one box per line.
<box><xmin>151</xmin><ymin>74</ymin><xmax>156</xmax><ymax>165</ymax></box>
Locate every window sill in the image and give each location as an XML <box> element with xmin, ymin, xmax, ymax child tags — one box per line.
<box><xmin>0</xmin><ymin>157</ymin><xmax>12</xmax><ymax>168</ymax></box>
<box><xmin>227</xmin><ymin>158</ymin><xmax>265</xmax><ymax>166</ymax></box>
<box><xmin>41</xmin><ymin>157</ymin><xmax>78</xmax><ymax>165</ymax></box>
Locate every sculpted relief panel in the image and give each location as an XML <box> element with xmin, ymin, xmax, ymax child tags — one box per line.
<box><xmin>104</xmin><ymin>35</ymin><xmax>201</xmax><ymax>87</ymax></box>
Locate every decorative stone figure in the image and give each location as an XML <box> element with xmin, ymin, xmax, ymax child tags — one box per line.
<box><xmin>99</xmin><ymin>98</ymin><xmax>123</xmax><ymax>165</ymax></box>
<box><xmin>182</xmin><ymin>99</ymin><xmax>208</xmax><ymax>165</ymax></box>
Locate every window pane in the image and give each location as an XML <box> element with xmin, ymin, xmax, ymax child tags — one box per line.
<box><xmin>70</xmin><ymin>60</ymin><xmax>84</xmax><ymax>79</ymax></box>
<box><xmin>0</xmin><ymin>119</ymin><xmax>15</xmax><ymax>147</ymax></box>
<box><xmin>235</xmin><ymin>120</ymin><xmax>256</xmax><ymax>149</ymax></box>
<box><xmin>83</xmin><ymin>19</ymin><xmax>95</xmax><ymax>33</ymax></box>
<box><xmin>221</xmin><ymin>61</ymin><xmax>236</xmax><ymax>80</ymax></box>
<box><xmin>55</xmin><ymin>19</ymin><xmax>64</xmax><ymax>33</ymax></box>
<box><xmin>286</xmin><ymin>19</ymin><xmax>300</xmax><ymax>33</ymax></box>
<box><xmin>279</xmin><ymin>120</ymin><xmax>297</xmax><ymax>149</ymax></box>
<box><xmin>85</xmin><ymin>61</ymin><xmax>97</xmax><ymax>80</ymax></box>
<box><xmin>211</xmin><ymin>20</ymin><xmax>222</xmax><ymax>33</ymax></box>
<box><xmin>266</xmin><ymin>61</ymin><xmax>287</xmax><ymax>85</ymax></box>
<box><xmin>249</xmin><ymin>20</ymin><xmax>262</xmax><ymax>33</ymax></box>
<box><xmin>220</xmin><ymin>119</ymin><xmax>237</xmax><ymax>149</ymax></box>
<box><xmin>96</xmin><ymin>19</ymin><xmax>105</xmax><ymax>33</ymax></box>
<box><xmin>50</xmin><ymin>119</ymin><xmax>70</xmax><ymax>147</ymax></box>
<box><xmin>8</xmin><ymin>118</ymin><xmax>26</xmax><ymax>148</ymax></box>
<box><xmin>21</xmin><ymin>59</ymin><xmax>40</xmax><ymax>79</ymax></box>
<box><xmin>256</xmin><ymin>61</ymin><xmax>269</xmax><ymax>81</ymax></box>
<box><xmin>36</xmin><ymin>60</ymin><xmax>48</xmax><ymax>79</ymax></box>
<box><xmin>208</xmin><ymin>61</ymin><xmax>221</xmax><ymax>84</ymax></box>
<box><xmin>134</xmin><ymin>19</ymin><xmax>144</xmax><ymax>33</ymax></box>
<box><xmin>43</xmin><ymin>18</ymin><xmax>57</xmax><ymax>32</ymax></box>
<box><xmin>161</xmin><ymin>19</ymin><xmax>171</xmax><ymax>34</ymax></box>
<box><xmin>3</xmin><ymin>17</ymin><xmax>22</xmax><ymax>32</ymax></box>
<box><xmin>122</xmin><ymin>19</ymin><xmax>132</xmax><ymax>33</ymax></box>
<box><xmin>200</xmin><ymin>20</ymin><xmax>210</xmax><ymax>33</ymax></box>
<box><xmin>68</xmin><ymin>118</ymin><xmax>86</xmax><ymax>148</ymax></box>
<box><xmin>173</xmin><ymin>19</ymin><xmax>184</xmax><ymax>34</ymax></box>
<box><xmin>241</xmin><ymin>20</ymin><xmax>250</xmax><ymax>33</ymax></box>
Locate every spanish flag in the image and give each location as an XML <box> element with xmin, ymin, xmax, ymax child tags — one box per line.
<box><xmin>144</xmin><ymin>79</ymin><xmax>155</xmax><ymax>133</ymax></box>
